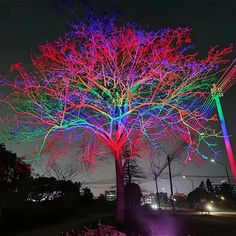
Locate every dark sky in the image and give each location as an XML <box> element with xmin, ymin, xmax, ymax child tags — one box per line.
<box><xmin>0</xmin><ymin>0</ymin><xmax>235</xmax><ymax>196</ymax></box>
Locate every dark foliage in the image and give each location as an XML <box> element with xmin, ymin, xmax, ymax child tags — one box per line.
<box><xmin>124</xmin><ymin>183</ymin><xmax>142</xmax><ymax>213</ymax></box>
<box><xmin>0</xmin><ymin>144</ymin><xmax>31</xmax><ymax>228</ymax></box>
<box><xmin>0</xmin><ymin>144</ymin><xmax>31</xmax><ymax>193</ymax></box>
<box><xmin>187</xmin><ymin>188</ymin><xmax>210</xmax><ymax>204</ymax></box>
<box><xmin>0</xmin><ymin>144</ymin><xmax>115</xmax><ymax>234</ymax></box>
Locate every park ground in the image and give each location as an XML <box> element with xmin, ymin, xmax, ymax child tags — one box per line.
<box><xmin>3</xmin><ymin>210</ymin><xmax>236</xmax><ymax>236</ymax></box>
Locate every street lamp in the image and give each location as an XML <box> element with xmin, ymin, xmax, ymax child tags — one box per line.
<box><xmin>173</xmin><ymin>185</ymin><xmax>178</xmax><ymax>194</ymax></box>
<box><xmin>211</xmin><ymin>159</ymin><xmax>231</xmax><ymax>185</ymax></box>
<box><xmin>183</xmin><ymin>175</ymin><xmax>194</xmax><ymax>191</ymax></box>
<box><xmin>183</xmin><ymin>175</ymin><xmax>195</xmax><ymax>206</ymax></box>
<box><xmin>154</xmin><ymin>173</ymin><xmax>161</xmax><ymax>209</ymax></box>
<box><xmin>220</xmin><ymin>196</ymin><xmax>225</xmax><ymax>201</ymax></box>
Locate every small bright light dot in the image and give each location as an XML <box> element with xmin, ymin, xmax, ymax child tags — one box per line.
<box><xmin>220</xmin><ymin>196</ymin><xmax>225</xmax><ymax>200</ymax></box>
<box><xmin>151</xmin><ymin>204</ymin><xmax>158</xmax><ymax>210</ymax></box>
<box><xmin>206</xmin><ymin>204</ymin><xmax>213</xmax><ymax>211</ymax></box>
<box><xmin>211</xmin><ymin>159</ymin><xmax>215</xmax><ymax>163</ymax></box>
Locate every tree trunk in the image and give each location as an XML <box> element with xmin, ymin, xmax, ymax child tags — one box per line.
<box><xmin>115</xmin><ymin>150</ymin><xmax>125</xmax><ymax>226</ymax></box>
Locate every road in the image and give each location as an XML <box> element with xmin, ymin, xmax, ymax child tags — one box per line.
<box><xmin>3</xmin><ymin>210</ymin><xmax>236</xmax><ymax>236</ymax></box>
<box><xmin>134</xmin><ymin>210</ymin><xmax>236</xmax><ymax>236</ymax></box>
<box><xmin>176</xmin><ymin>210</ymin><xmax>236</xmax><ymax>217</ymax></box>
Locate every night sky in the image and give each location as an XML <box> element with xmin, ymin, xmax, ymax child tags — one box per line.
<box><xmin>0</xmin><ymin>0</ymin><xmax>235</xmax><ymax>196</ymax></box>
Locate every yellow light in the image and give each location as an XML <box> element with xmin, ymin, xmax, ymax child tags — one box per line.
<box><xmin>220</xmin><ymin>196</ymin><xmax>225</xmax><ymax>200</ymax></box>
<box><xmin>206</xmin><ymin>204</ymin><xmax>213</xmax><ymax>211</ymax></box>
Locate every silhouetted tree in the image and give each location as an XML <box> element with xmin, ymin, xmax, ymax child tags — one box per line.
<box><xmin>206</xmin><ymin>178</ymin><xmax>216</xmax><ymax>201</ymax></box>
<box><xmin>97</xmin><ymin>194</ymin><xmax>106</xmax><ymax>202</ymax></box>
<box><xmin>199</xmin><ymin>181</ymin><xmax>206</xmax><ymax>190</ymax></box>
<box><xmin>124</xmin><ymin>182</ymin><xmax>142</xmax><ymax>213</ymax></box>
<box><xmin>206</xmin><ymin>179</ymin><xmax>214</xmax><ymax>193</ymax></box>
<box><xmin>124</xmin><ymin>159</ymin><xmax>146</xmax><ymax>184</ymax></box>
<box><xmin>0</xmin><ymin>144</ymin><xmax>31</xmax><ymax>223</ymax></box>
<box><xmin>28</xmin><ymin>177</ymin><xmax>58</xmax><ymax>202</ymax></box>
<box><xmin>28</xmin><ymin>176</ymin><xmax>81</xmax><ymax>203</ymax></box>
<box><xmin>122</xmin><ymin>145</ymin><xmax>146</xmax><ymax>184</ymax></box>
<box><xmin>58</xmin><ymin>180</ymin><xmax>81</xmax><ymax>201</ymax></box>
<box><xmin>218</xmin><ymin>183</ymin><xmax>236</xmax><ymax>207</ymax></box>
<box><xmin>46</xmin><ymin>161</ymin><xmax>81</xmax><ymax>181</ymax></box>
<box><xmin>187</xmin><ymin>187</ymin><xmax>210</xmax><ymax>204</ymax></box>
<box><xmin>82</xmin><ymin>187</ymin><xmax>94</xmax><ymax>201</ymax></box>
<box><xmin>0</xmin><ymin>144</ymin><xmax>31</xmax><ymax>191</ymax></box>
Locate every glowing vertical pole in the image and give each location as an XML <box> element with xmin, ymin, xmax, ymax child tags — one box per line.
<box><xmin>213</xmin><ymin>86</ymin><xmax>236</xmax><ymax>183</ymax></box>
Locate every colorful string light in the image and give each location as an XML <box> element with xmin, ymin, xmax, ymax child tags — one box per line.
<box><xmin>0</xmin><ymin>16</ymin><xmax>233</xmax><ymax>166</ymax></box>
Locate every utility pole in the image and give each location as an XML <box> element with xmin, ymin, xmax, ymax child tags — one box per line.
<box><xmin>225</xmin><ymin>165</ymin><xmax>231</xmax><ymax>185</ymax></box>
<box><xmin>211</xmin><ymin>84</ymin><xmax>236</xmax><ymax>183</ymax></box>
<box><xmin>154</xmin><ymin>173</ymin><xmax>161</xmax><ymax>210</ymax></box>
<box><xmin>167</xmin><ymin>155</ymin><xmax>175</xmax><ymax>213</ymax></box>
<box><xmin>211</xmin><ymin>159</ymin><xmax>231</xmax><ymax>185</ymax></box>
<box><xmin>183</xmin><ymin>175</ymin><xmax>195</xmax><ymax>191</ymax></box>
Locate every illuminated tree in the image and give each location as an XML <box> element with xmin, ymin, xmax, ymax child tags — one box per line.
<box><xmin>0</xmin><ymin>16</ymin><xmax>232</xmax><ymax>224</ymax></box>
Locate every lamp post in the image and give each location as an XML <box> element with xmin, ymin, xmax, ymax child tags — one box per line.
<box><xmin>183</xmin><ymin>175</ymin><xmax>195</xmax><ymax>207</ymax></box>
<box><xmin>173</xmin><ymin>185</ymin><xmax>178</xmax><ymax>194</ymax></box>
<box><xmin>154</xmin><ymin>173</ymin><xmax>161</xmax><ymax>209</ymax></box>
<box><xmin>183</xmin><ymin>175</ymin><xmax>194</xmax><ymax>191</ymax></box>
<box><xmin>211</xmin><ymin>159</ymin><xmax>231</xmax><ymax>185</ymax></box>
<box><xmin>167</xmin><ymin>155</ymin><xmax>175</xmax><ymax>213</ymax></box>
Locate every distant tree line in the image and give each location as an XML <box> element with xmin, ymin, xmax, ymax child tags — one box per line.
<box><xmin>0</xmin><ymin>144</ymin><xmax>114</xmax><ymax>233</ymax></box>
<box><xmin>187</xmin><ymin>178</ymin><xmax>236</xmax><ymax>208</ymax></box>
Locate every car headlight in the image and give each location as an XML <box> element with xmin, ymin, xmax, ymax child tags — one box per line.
<box><xmin>206</xmin><ymin>204</ymin><xmax>213</xmax><ymax>211</ymax></box>
<box><xmin>151</xmin><ymin>204</ymin><xmax>158</xmax><ymax>210</ymax></box>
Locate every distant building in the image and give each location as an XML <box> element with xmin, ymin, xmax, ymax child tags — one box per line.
<box><xmin>173</xmin><ymin>192</ymin><xmax>187</xmax><ymax>207</ymax></box>
<box><xmin>142</xmin><ymin>192</ymin><xmax>168</xmax><ymax>206</ymax></box>
<box><xmin>105</xmin><ymin>190</ymin><xmax>116</xmax><ymax>201</ymax></box>
<box><xmin>159</xmin><ymin>192</ymin><xmax>168</xmax><ymax>205</ymax></box>
<box><xmin>141</xmin><ymin>193</ymin><xmax>155</xmax><ymax>205</ymax></box>
<box><xmin>212</xmin><ymin>183</ymin><xmax>236</xmax><ymax>196</ymax></box>
<box><xmin>173</xmin><ymin>192</ymin><xmax>187</xmax><ymax>201</ymax></box>
<box><xmin>174</xmin><ymin>192</ymin><xmax>187</xmax><ymax>199</ymax></box>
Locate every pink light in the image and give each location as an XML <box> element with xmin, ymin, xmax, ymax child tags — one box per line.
<box><xmin>215</xmin><ymin>94</ymin><xmax>236</xmax><ymax>183</ymax></box>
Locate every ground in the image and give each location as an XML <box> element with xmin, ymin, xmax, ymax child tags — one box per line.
<box><xmin>3</xmin><ymin>213</ymin><xmax>114</xmax><ymax>236</ymax></box>
<box><xmin>135</xmin><ymin>211</ymin><xmax>236</xmax><ymax>236</ymax></box>
<box><xmin>3</xmin><ymin>210</ymin><xmax>236</xmax><ymax>235</ymax></box>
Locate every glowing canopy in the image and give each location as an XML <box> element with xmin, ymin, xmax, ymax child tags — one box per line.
<box><xmin>0</xmin><ymin>16</ymin><xmax>232</xmax><ymax>165</ymax></box>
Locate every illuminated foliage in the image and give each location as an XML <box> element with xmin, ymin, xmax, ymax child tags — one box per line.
<box><xmin>0</xmin><ymin>15</ymin><xmax>232</xmax><ymax>224</ymax></box>
<box><xmin>0</xmin><ymin>17</ymin><xmax>231</xmax><ymax>163</ymax></box>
